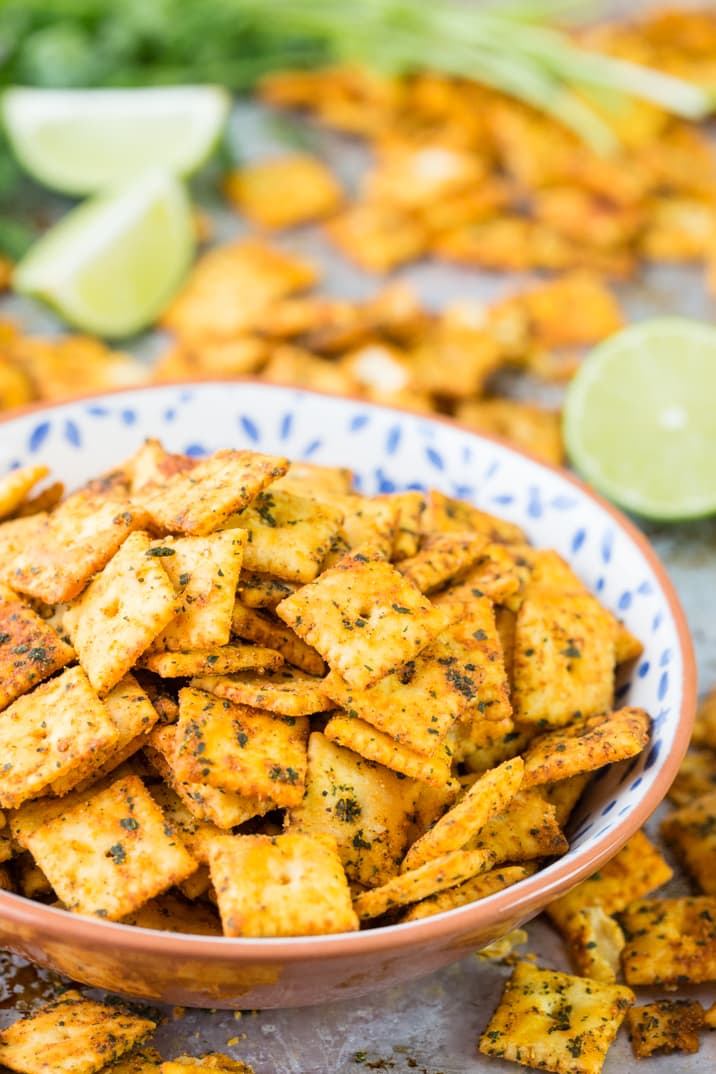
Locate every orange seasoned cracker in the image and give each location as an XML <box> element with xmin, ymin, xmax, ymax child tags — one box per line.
<box><xmin>287</xmin><ymin>731</ymin><xmax>417</xmax><ymax>888</ymax></box>
<box><xmin>237</xmin><ymin>570</ymin><xmax>298</xmax><ymax>609</ymax></box>
<box><xmin>0</xmin><ymin>583</ymin><xmax>74</xmax><ymax>710</ymax></box>
<box><xmin>402</xmin><ymin>864</ymin><xmax>534</xmax><ymax>922</ymax></box>
<box><xmin>12</xmin><ymin>774</ymin><xmax>196</xmax><ymax>920</ymax></box>
<box><xmin>397</xmin><ymin>532</ymin><xmax>488</xmax><ymax>594</ymax></box>
<box><xmin>455</xmin><ymin>399</ymin><xmax>564</xmax><ymax>467</ymax></box>
<box><xmin>144</xmin><ymin>724</ymin><xmax>275</xmax><ymax>830</ymax></box>
<box><xmin>208</xmin><ymin>832</ymin><xmax>358</xmax><ymax>936</ymax></box>
<box><xmin>224</xmin><ymin>153</ymin><xmax>342</xmax><ymax>229</ymax></box>
<box><xmin>142</xmin><ymin>449</ymin><xmax>289</xmax><ymax>536</ymax></box>
<box><xmin>469</xmin><ymin>788</ymin><xmax>568</xmax><ymax>864</ymax></box>
<box><xmin>225</xmin><ymin>487</ymin><xmax>343</xmax><ymax>583</ymax></box>
<box><xmin>512</xmin><ymin>592</ymin><xmax>616</xmax><ymax>727</ymax></box>
<box><xmin>353</xmin><ymin>845</ymin><xmax>495</xmax><ymax>919</ymax></box>
<box><xmin>231</xmin><ymin>601</ymin><xmax>325</xmax><ymax>675</ymax></box>
<box><xmin>402</xmin><ymin>757</ymin><xmax>523</xmax><ymax>871</ymax></box>
<box><xmin>140</xmin><ymin>642</ymin><xmax>283</xmax><ymax>678</ymax></box>
<box><xmin>63</xmin><ymin>530</ymin><xmax>180</xmax><ymax>697</ymax></box>
<box><xmin>479</xmin><ymin>962</ymin><xmax>633</xmax><ymax>1074</ymax></box>
<box><xmin>567</xmin><ymin>907</ymin><xmax>626</xmax><ymax>984</ymax></box>
<box><xmin>324</xmin><ymin>711</ymin><xmax>452</xmax><ymax>787</ymax></box>
<box><xmin>546</xmin><ymin>830</ymin><xmax>673</xmax><ymax>936</ymax></box>
<box><xmin>0</xmin><ymin>989</ymin><xmax>156</xmax><ymax>1074</ymax></box>
<box><xmin>627</xmin><ymin>999</ymin><xmax>704</xmax><ymax>1058</ymax></box>
<box><xmin>0</xmin><ymin>464</ymin><xmax>49</xmax><ymax>521</ymax></box>
<box><xmin>8</xmin><ymin>490</ymin><xmax>148</xmax><ymax>604</ymax></box>
<box><xmin>122</xmin><ymin>892</ymin><xmax>222</xmax><ymax>936</ymax></box>
<box><xmin>160</xmin><ymin>238</ymin><xmax>318</xmax><ymax>343</ymax></box>
<box><xmin>193</xmin><ymin>666</ymin><xmax>330</xmax><ymax>716</ymax></box>
<box><xmin>422</xmin><ymin>489</ymin><xmax>525</xmax><ymax>546</ymax></box>
<box><xmin>326</xmin><ymin>201</ymin><xmax>427</xmax><ymax>273</ymax></box>
<box><xmin>174</xmin><ymin>686</ymin><xmax>309</xmax><ymax>806</ymax></box>
<box><xmin>521</xmin><ymin>707</ymin><xmax>651</xmax><ymax>788</ymax></box>
<box><xmin>0</xmin><ymin>666</ymin><xmax>118</xmax><ymax>809</ymax></box>
<box><xmin>277</xmin><ymin>543</ymin><xmax>448</xmax><ymax>689</ymax></box>
<box><xmin>661</xmin><ymin>789</ymin><xmax>716</xmax><ymax>894</ymax></box>
<box><xmin>149</xmin><ymin>531</ymin><xmax>245</xmax><ymax>652</ymax></box>
<box><xmin>621</xmin><ymin>896</ymin><xmax>716</xmax><ymax>986</ymax></box>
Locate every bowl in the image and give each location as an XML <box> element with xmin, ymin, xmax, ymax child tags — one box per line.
<box><xmin>0</xmin><ymin>381</ymin><xmax>695</xmax><ymax>1008</ymax></box>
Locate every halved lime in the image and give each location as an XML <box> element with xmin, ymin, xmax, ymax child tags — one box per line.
<box><xmin>14</xmin><ymin>169</ymin><xmax>194</xmax><ymax>338</ymax></box>
<box><xmin>3</xmin><ymin>85</ymin><xmax>230</xmax><ymax>195</ymax></box>
<box><xmin>564</xmin><ymin>318</ymin><xmax>716</xmax><ymax>520</ymax></box>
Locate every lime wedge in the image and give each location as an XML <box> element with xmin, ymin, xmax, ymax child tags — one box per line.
<box><xmin>3</xmin><ymin>85</ymin><xmax>230</xmax><ymax>195</ymax></box>
<box><xmin>564</xmin><ymin>318</ymin><xmax>716</xmax><ymax>521</ymax></box>
<box><xmin>14</xmin><ymin>169</ymin><xmax>194</xmax><ymax>338</ymax></box>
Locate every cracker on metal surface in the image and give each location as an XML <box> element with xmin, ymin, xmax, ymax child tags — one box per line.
<box><xmin>0</xmin><ymin>989</ymin><xmax>156</xmax><ymax>1074</ymax></box>
<box><xmin>479</xmin><ymin>961</ymin><xmax>633</xmax><ymax>1074</ymax></box>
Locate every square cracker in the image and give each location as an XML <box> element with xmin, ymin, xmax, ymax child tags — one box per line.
<box><xmin>208</xmin><ymin>832</ymin><xmax>359</xmax><ymax>936</ymax></box>
<box><xmin>353</xmin><ymin>845</ymin><xmax>496</xmax><ymax>919</ymax></box>
<box><xmin>174</xmin><ymin>686</ymin><xmax>309</xmax><ymax>807</ymax></box>
<box><xmin>317</xmin><ymin>494</ymin><xmax>398</xmax><ymax>561</ymax></box>
<box><xmin>232</xmin><ymin>601</ymin><xmax>325</xmax><ymax>675</ymax></box>
<box><xmin>661</xmin><ymin>789</ymin><xmax>716</xmax><ymax>894</ymax></box>
<box><xmin>620</xmin><ymin>896</ymin><xmax>716</xmax><ymax>986</ymax></box>
<box><xmin>49</xmin><ymin>672</ymin><xmax>159</xmax><ymax>796</ymax></box>
<box><xmin>147</xmin><ymin>783</ymin><xmax>225</xmax><ymax>864</ymax></box>
<box><xmin>627</xmin><ymin>999</ymin><xmax>704</xmax><ymax>1058</ymax></box>
<box><xmin>287</xmin><ymin>731</ymin><xmax>417</xmax><ymax>888</ymax></box>
<box><xmin>423</xmin><ymin>489</ymin><xmax>525</xmax><ymax>546</ymax></box>
<box><xmin>402</xmin><ymin>864</ymin><xmax>534</xmax><ymax>922</ymax></box>
<box><xmin>433</xmin><ymin>543</ymin><xmax>527</xmax><ymax>609</ymax></box>
<box><xmin>512</xmin><ymin>592</ymin><xmax>616</xmax><ymax>727</ymax></box>
<box><xmin>0</xmin><ymin>515</ymin><xmax>47</xmax><ymax>585</ymax></box>
<box><xmin>140</xmin><ymin>642</ymin><xmax>283</xmax><ymax>678</ymax></box>
<box><xmin>0</xmin><ymin>666</ymin><xmax>118</xmax><ymax>809</ymax></box>
<box><xmin>122</xmin><ymin>892</ymin><xmax>222</xmax><ymax>936</ymax></box>
<box><xmin>224</xmin><ymin>153</ymin><xmax>342</xmax><ymax>229</ymax></box>
<box><xmin>276</xmin><ymin>543</ymin><xmax>449</xmax><ymax>689</ymax></box>
<box><xmin>468</xmin><ymin>788</ymin><xmax>568</xmax><ymax>864</ymax></box>
<box><xmin>397</xmin><ymin>532</ymin><xmax>488</xmax><ymax>594</ymax></box>
<box><xmin>0</xmin><ymin>464</ymin><xmax>49</xmax><ymax>521</ymax></box>
<box><xmin>236</xmin><ymin>570</ymin><xmax>298</xmax><ymax>609</ymax></box>
<box><xmin>666</xmin><ymin>748</ymin><xmax>716</xmax><ymax>806</ymax></box>
<box><xmin>142</xmin><ymin>449</ymin><xmax>289</xmax><ymax>536</ymax></box>
<box><xmin>193</xmin><ymin>666</ymin><xmax>330</xmax><ymax>716</ymax></box>
<box><xmin>224</xmin><ymin>488</ymin><xmax>343</xmax><ymax>584</ymax></box>
<box><xmin>12</xmin><ymin>773</ymin><xmax>197</xmax><ymax>920</ymax></box>
<box><xmin>144</xmin><ymin>724</ymin><xmax>276</xmax><ymax>829</ymax></box>
<box><xmin>479</xmin><ymin>962</ymin><xmax>633</xmax><ymax>1074</ymax></box>
<box><xmin>64</xmin><ymin>530</ymin><xmax>180</xmax><ymax>696</ymax></box>
<box><xmin>0</xmin><ymin>582</ymin><xmax>74</xmax><ymax>710</ymax></box>
<box><xmin>8</xmin><ymin>489</ymin><xmax>148</xmax><ymax>604</ymax></box>
<box><xmin>324</xmin><ymin>711</ymin><xmax>452</xmax><ymax>787</ymax></box>
<box><xmin>323</xmin><ymin>608</ymin><xmax>487</xmax><ymax>756</ymax></box>
<box><xmin>402</xmin><ymin>757</ymin><xmax>524</xmax><ymax>871</ymax></box>
<box><xmin>521</xmin><ymin>707</ymin><xmax>651</xmax><ymax>788</ymax></box>
<box><xmin>149</xmin><ymin>532</ymin><xmax>245</xmax><ymax>652</ymax></box>
<box><xmin>546</xmin><ymin>830</ymin><xmax>673</xmax><ymax>936</ymax></box>
<box><xmin>0</xmin><ymin>989</ymin><xmax>156</xmax><ymax>1074</ymax></box>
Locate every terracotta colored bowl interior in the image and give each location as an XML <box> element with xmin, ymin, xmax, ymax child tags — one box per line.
<box><xmin>0</xmin><ymin>382</ymin><xmax>696</xmax><ymax>1008</ymax></box>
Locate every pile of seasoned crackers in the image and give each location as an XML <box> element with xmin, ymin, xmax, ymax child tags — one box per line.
<box><xmin>254</xmin><ymin>8</ymin><xmax>716</xmax><ymax>285</ymax></box>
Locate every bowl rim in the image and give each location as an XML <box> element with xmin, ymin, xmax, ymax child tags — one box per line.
<box><xmin>0</xmin><ymin>379</ymin><xmax>697</xmax><ymax>962</ymax></box>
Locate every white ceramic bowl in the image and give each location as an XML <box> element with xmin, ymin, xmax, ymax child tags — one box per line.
<box><xmin>0</xmin><ymin>381</ymin><xmax>695</xmax><ymax>1008</ymax></box>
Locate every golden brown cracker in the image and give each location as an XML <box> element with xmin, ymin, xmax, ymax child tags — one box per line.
<box><xmin>621</xmin><ymin>896</ymin><xmax>716</xmax><ymax>986</ymax></box>
<box><xmin>521</xmin><ymin>708</ymin><xmax>651</xmax><ymax>788</ymax></box>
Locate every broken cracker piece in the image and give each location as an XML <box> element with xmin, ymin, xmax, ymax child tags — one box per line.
<box><xmin>627</xmin><ymin>999</ymin><xmax>704</xmax><ymax>1058</ymax></box>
